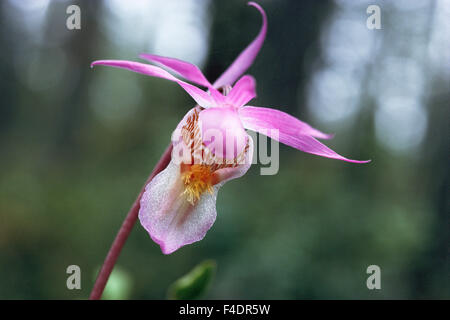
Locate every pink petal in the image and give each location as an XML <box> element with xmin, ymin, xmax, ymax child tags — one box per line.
<box><xmin>138</xmin><ymin>136</ymin><xmax>254</xmax><ymax>254</ymax></box>
<box><xmin>208</xmin><ymin>86</ymin><xmax>227</xmax><ymax>106</ymax></box>
<box><xmin>213</xmin><ymin>2</ymin><xmax>267</xmax><ymax>88</ymax></box>
<box><xmin>226</xmin><ymin>75</ymin><xmax>257</xmax><ymax>108</ymax></box>
<box><xmin>199</xmin><ymin>106</ymin><xmax>249</xmax><ymax>159</ymax></box>
<box><xmin>139</xmin><ymin>160</ymin><xmax>218</xmax><ymax>254</ymax></box>
<box><xmin>213</xmin><ymin>134</ymin><xmax>254</xmax><ymax>183</ymax></box>
<box><xmin>239</xmin><ymin>107</ymin><xmax>369</xmax><ymax>163</ymax></box>
<box><xmin>239</xmin><ymin>106</ymin><xmax>334</xmax><ymax>139</ymax></box>
<box><xmin>139</xmin><ymin>53</ymin><xmax>212</xmax><ymax>88</ymax></box>
<box><xmin>91</xmin><ymin>60</ymin><xmax>216</xmax><ymax>109</ymax></box>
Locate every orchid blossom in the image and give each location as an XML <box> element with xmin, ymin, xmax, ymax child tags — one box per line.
<box><xmin>91</xmin><ymin>2</ymin><xmax>369</xmax><ymax>254</ymax></box>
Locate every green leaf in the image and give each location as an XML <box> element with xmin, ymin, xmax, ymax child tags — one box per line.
<box><xmin>167</xmin><ymin>259</ymin><xmax>217</xmax><ymax>300</ymax></box>
<box><xmin>93</xmin><ymin>266</ymin><xmax>133</xmax><ymax>300</ymax></box>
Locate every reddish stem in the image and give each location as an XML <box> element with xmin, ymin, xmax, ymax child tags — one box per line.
<box><xmin>89</xmin><ymin>143</ymin><xmax>173</xmax><ymax>300</ymax></box>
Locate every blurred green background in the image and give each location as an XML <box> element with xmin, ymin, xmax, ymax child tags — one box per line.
<box><xmin>0</xmin><ymin>0</ymin><xmax>448</xmax><ymax>299</ymax></box>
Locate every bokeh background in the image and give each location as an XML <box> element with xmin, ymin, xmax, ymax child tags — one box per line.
<box><xmin>0</xmin><ymin>0</ymin><xmax>448</xmax><ymax>299</ymax></box>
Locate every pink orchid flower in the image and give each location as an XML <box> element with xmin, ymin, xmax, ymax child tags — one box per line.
<box><xmin>91</xmin><ymin>2</ymin><xmax>369</xmax><ymax>254</ymax></box>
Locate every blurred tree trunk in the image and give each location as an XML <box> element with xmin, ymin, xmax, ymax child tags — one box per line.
<box><xmin>0</xmin><ymin>5</ymin><xmax>18</xmax><ymax>135</ymax></box>
<box><xmin>44</xmin><ymin>1</ymin><xmax>102</xmax><ymax>157</ymax></box>
<box><xmin>206</xmin><ymin>0</ymin><xmax>333</xmax><ymax>114</ymax></box>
